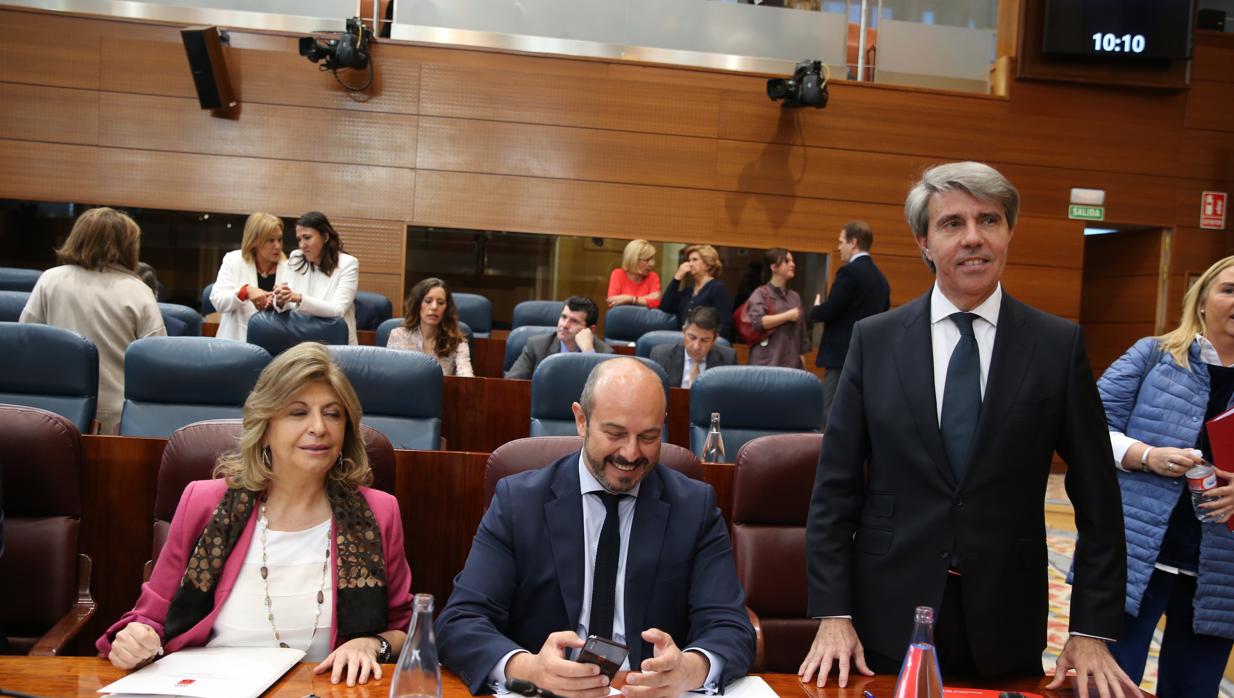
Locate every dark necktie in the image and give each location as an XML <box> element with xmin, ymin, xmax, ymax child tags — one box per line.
<box><xmin>940</xmin><ymin>312</ymin><xmax>981</xmax><ymax>481</ymax></box>
<box><xmin>588</xmin><ymin>492</ymin><xmax>624</xmax><ymax>641</ymax></box>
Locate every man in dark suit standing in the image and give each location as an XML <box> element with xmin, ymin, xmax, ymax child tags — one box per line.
<box><xmin>799</xmin><ymin>162</ymin><xmax>1136</xmax><ymax>697</ymax></box>
<box><xmin>810</xmin><ymin>221</ymin><xmax>889</xmax><ymax>428</ymax></box>
<box><xmin>506</xmin><ymin>296</ymin><xmax>613</xmax><ymax>379</ymax></box>
<box><xmin>649</xmin><ymin>307</ymin><xmax>736</xmax><ymax>388</ymax></box>
<box><xmin>438</xmin><ymin>358</ymin><xmax>755</xmax><ymax>696</ymax></box>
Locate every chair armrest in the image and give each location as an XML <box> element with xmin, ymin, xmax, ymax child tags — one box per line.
<box><xmin>745</xmin><ymin>606</ymin><xmax>765</xmax><ymax>674</ymax></box>
<box><xmin>29</xmin><ymin>554</ymin><xmax>97</xmax><ymax>656</ymax></box>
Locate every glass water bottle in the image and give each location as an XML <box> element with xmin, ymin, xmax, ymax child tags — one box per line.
<box><xmin>702</xmin><ymin>412</ymin><xmax>726</xmax><ymax>463</ymax></box>
<box><xmin>892</xmin><ymin>606</ymin><xmax>944</xmax><ymax>698</ymax></box>
<box><xmin>389</xmin><ymin>593</ymin><xmax>442</xmax><ymax>698</ymax></box>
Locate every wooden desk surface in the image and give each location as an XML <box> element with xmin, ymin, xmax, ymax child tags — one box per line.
<box><xmin>0</xmin><ymin>656</ymin><xmax>1088</xmax><ymax>697</ymax></box>
<box><xmin>0</xmin><ymin>657</ymin><xmax>814</xmax><ymax>697</ymax></box>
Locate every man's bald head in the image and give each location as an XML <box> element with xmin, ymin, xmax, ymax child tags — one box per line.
<box><xmin>578</xmin><ymin>357</ymin><xmax>667</xmax><ymax>422</ymax></box>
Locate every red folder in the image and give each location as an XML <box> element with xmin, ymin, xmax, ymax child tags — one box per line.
<box><xmin>1203</xmin><ymin>406</ymin><xmax>1234</xmax><ymax>532</ymax></box>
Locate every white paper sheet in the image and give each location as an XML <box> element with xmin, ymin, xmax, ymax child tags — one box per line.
<box><xmin>98</xmin><ymin>646</ymin><xmax>306</xmax><ymax>698</ymax></box>
<box><xmin>566</xmin><ymin>674</ymin><xmax>780</xmax><ymax>698</ymax></box>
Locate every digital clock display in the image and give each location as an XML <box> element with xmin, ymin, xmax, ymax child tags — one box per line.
<box><xmin>1042</xmin><ymin>0</ymin><xmax>1193</xmax><ymax>60</ymax></box>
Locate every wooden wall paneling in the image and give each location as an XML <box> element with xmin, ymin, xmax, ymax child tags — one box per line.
<box><xmin>716</xmin><ymin>83</ymin><xmax>1005</xmax><ymax>161</ymax></box>
<box><xmin>1175</xmin><ymin>178</ymin><xmax>1234</xmax><ymax>230</ymax></box>
<box><xmin>441</xmin><ymin>376</ymin><xmax>532</xmax><ymax>453</ymax></box>
<box><xmin>0</xmin><ymin>16</ymin><xmax>101</xmax><ymax>89</ymax></box>
<box><xmin>99</xmin><ymin>93</ymin><xmax>418</xmax><ymax>169</ymax></box>
<box><xmin>1002</xmin><ymin>264</ymin><xmax>1082</xmax><ymax>319</ymax></box>
<box><xmin>415</xmin><ymin>116</ymin><xmax>718</xmax><ymax>190</ymax></box>
<box><xmin>860</xmin><ymin>254</ymin><xmax>937</xmax><ymax>307</ymax></box>
<box><xmin>1191</xmin><ymin>32</ymin><xmax>1234</xmax><ymax>84</ymax></box>
<box><xmin>80</xmin><ymin>435</ymin><xmax>166</xmax><ymax>653</ymax></box>
<box><xmin>101</xmin><ymin>36</ymin><xmax>422</xmax><ymax>115</ymax></box>
<box><xmin>1006</xmin><ymin>80</ymin><xmax>1187</xmax><ymax>125</ymax></box>
<box><xmin>715</xmin><ymin>140</ymin><xmax>935</xmax><ymax>204</ymax></box>
<box><xmin>668</xmin><ymin>387</ymin><xmax>691</xmax><ymax>448</ymax></box>
<box><xmin>333</xmin><ymin>218</ymin><xmax>408</xmax><ymax>304</ymax></box>
<box><xmin>714</xmin><ymin>195</ymin><xmax>911</xmax><ymax>255</ymax></box>
<box><xmin>1184</xmin><ymin>80</ymin><xmax>1234</xmax><ymax>133</ymax></box>
<box><xmin>0</xmin><ymin>140</ymin><xmax>105</xmax><ymax>204</ymax></box>
<box><xmin>1084</xmin><ymin>322</ymin><xmax>1156</xmax><ymax>376</ymax></box>
<box><xmin>999</xmin><ymin>162</ymin><xmax>1178</xmax><ymax>226</ymax></box>
<box><xmin>418</xmin><ymin>63</ymin><xmax>720</xmax><ymax>138</ymax></box>
<box><xmin>995</xmin><ymin>111</ymin><xmax>1182</xmax><ymax>178</ymax></box>
<box><xmin>1164</xmin><ymin>226</ymin><xmax>1233</xmax><ymax>326</ymax></box>
<box><xmin>1080</xmin><ymin>231</ymin><xmax>1164</xmax><ymax>278</ymax></box>
<box><xmin>1178</xmin><ymin>129</ymin><xmax>1234</xmax><ymax>184</ymax></box>
<box><xmin>468</xmin><ymin>338</ymin><xmax>506</xmax><ymax>378</ymax></box>
<box><xmin>413</xmin><ymin>171</ymin><xmax>718</xmax><ymax>242</ymax></box>
<box><xmin>1079</xmin><ymin>274</ymin><xmax>1160</xmax><ymax>326</ymax></box>
<box><xmin>0</xmin><ymin>83</ymin><xmax>99</xmax><ymax>146</ymax></box>
<box><xmin>394</xmin><ymin>449</ymin><xmax>487</xmax><ymax>608</ymax></box>
<box><xmin>1003</xmin><ymin>216</ymin><xmax>1084</xmax><ymax>269</ymax></box>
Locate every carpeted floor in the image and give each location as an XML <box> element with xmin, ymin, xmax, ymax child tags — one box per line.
<box><xmin>1044</xmin><ymin>473</ymin><xmax>1234</xmax><ymax>697</ymax></box>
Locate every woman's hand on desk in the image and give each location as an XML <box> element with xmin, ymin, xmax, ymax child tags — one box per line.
<box><xmin>108</xmin><ymin>622</ymin><xmax>162</xmax><ymax>669</ymax></box>
<box><xmin>314</xmin><ymin>636</ymin><xmax>384</xmax><ymax>687</ymax></box>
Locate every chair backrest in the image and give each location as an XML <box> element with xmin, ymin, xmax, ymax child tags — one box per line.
<box><xmin>329</xmin><ymin>346</ymin><xmax>443</xmax><ymax>450</ymax></box>
<box><xmin>0</xmin><ymin>322</ymin><xmax>98</xmax><ymax>433</ymax></box>
<box><xmin>503</xmin><ymin>325</ymin><xmax>556</xmax><ymax>372</ymax></box>
<box><xmin>247</xmin><ymin>312</ymin><xmax>349</xmax><ymax>356</ymax></box>
<box><xmin>0</xmin><ymin>290</ymin><xmax>30</xmax><ymax>322</ymax></box>
<box><xmin>353</xmin><ymin>291</ymin><xmax>393</xmax><ymax>332</ymax></box>
<box><xmin>484</xmin><ymin>435</ymin><xmax>702</xmax><ymax>504</ymax></box>
<box><xmin>529</xmin><ymin>352</ymin><xmax>670</xmax><ymax>437</ymax></box>
<box><xmin>453</xmin><ymin>293</ymin><xmax>492</xmax><ymax>337</ymax></box>
<box><xmin>120</xmin><ymin>337</ymin><xmax>271</xmax><ymax>437</ymax></box>
<box><xmin>0</xmin><ymin>267</ymin><xmax>41</xmax><ymax>292</ymax></box>
<box><xmin>0</xmin><ymin>405</ymin><xmax>83</xmax><ymax>653</ymax></box>
<box><xmin>158</xmin><ymin>302</ymin><xmax>203</xmax><ymax>337</ymax></box>
<box><xmin>377</xmin><ymin>318</ymin><xmax>472</xmax><ymax>347</ymax></box>
<box><xmin>512</xmin><ymin>300</ymin><xmax>562</xmax><ymax>329</ymax></box>
<box><xmin>634</xmin><ymin>330</ymin><xmax>732</xmax><ymax>358</ymax></box>
<box><xmin>200</xmin><ymin>283</ymin><xmax>216</xmax><ymax>315</ymax></box>
<box><xmin>151</xmin><ymin>419</ymin><xmax>397</xmax><ymax>564</ymax></box>
<box><xmin>689</xmin><ymin>366</ymin><xmax>823</xmax><ymax>458</ymax></box>
<box><xmin>603</xmin><ymin>306</ymin><xmax>680</xmax><ymax>345</ymax></box>
<box><xmin>731</xmin><ymin>433</ymin><xmax>823</xmax><ymax>672</ymax></box>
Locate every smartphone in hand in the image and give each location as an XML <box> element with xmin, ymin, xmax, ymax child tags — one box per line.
<box><xmin>576</xmin><ymin>635</ymin><xmax>628</xmax><ymax>680</ymax></box>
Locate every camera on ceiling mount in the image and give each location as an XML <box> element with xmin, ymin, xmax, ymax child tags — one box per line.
<box><xmin>766</xmin><ymin>59</ymin><xmax>830</xmax><ymax>109</ymax></box>
<box><xmin>299</xmin><ymin>17</ymin><xmax>374</xmax><ymax>91</ymax></box>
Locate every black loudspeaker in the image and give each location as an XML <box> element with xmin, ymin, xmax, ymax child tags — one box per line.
<box><xmin>1198</xmin><ymin>9</ymin><xmax>1225</xmax><ymax>31</ymax></box>
<box><xmin>180</xmin><ymin>26</ymin><xmax>237</xmax><ymax>111</ymax></box>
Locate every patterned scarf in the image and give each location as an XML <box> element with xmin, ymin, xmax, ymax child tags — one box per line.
<box><xmin>162</xmin><ymin>481</ymin><xmax>388</xmax><ymax>645</ymax></box>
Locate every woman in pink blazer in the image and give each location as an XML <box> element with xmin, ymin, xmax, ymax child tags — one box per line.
<box><xmin>97</xmin><ymin>343</ymin><xmax>412</xmax><ymax>687</ymax></box>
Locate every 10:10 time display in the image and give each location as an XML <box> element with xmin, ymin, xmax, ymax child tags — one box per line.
<box><xmin>1091</xmin><ymin>32</ymin><xmax>1146</xmax><ymax>53</ymax></box>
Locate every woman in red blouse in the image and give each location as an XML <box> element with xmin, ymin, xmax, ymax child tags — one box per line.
<box><xmin>607</xmin><ymin>239</ymin><xmax>661</xmax><ymax>309</ymax></box>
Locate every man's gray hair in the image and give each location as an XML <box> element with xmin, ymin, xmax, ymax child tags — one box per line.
<box><xmin>905</xmin><ymin>161</ymin><xmax>1020</xmax><ymax>239</ymax></box>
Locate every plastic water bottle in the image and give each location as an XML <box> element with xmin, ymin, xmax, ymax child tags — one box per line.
<box><xmin>390</xmin><ymin>593</ymin><xmax>441</xmax><ymax>698</ymax></box>
<box><xmin>702</xmin><ymin>412</ymin><xmax>725</xmax><ymax>463</ymax></box>
<box><xmin>892</xmin><ymin>606</ymin><xmax>944</xmax><ymax>698</ymax></box>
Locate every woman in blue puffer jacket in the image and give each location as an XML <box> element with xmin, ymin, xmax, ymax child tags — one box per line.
<box><xmin>1096</xmin><ymin>255</ymin><xmax>1234</xmax><ymax>697</ymax></box>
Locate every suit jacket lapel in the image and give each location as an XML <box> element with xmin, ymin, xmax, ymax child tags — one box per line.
<box><xmin>892</xmin><ymin>294</ymin><xmax>956</xmax><ymax>489</ymax></box>
<box><xmin>546</xmin><ymin>462</ymin><xmax>586</xmax><ymax>632</ymax></box>
<box><xmin>623</xmin><ymin>470</ymin><xmax>669</xmax><ymax>669</ymax></box>
<box><xmin>964</xmin><ymin>294</ymin><xmax>1033</xmax><ymax>487</ymax></box>
<box><xmin>669</xmin><ymin>347</ymin><xmax>685</xmax><ymax>388</ymax></box>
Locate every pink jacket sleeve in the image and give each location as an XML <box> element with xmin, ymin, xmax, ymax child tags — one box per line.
<box><xmin>366</xmin><ymin>488</ymin><xmax>414</xmax><ymax>634</ymax></box>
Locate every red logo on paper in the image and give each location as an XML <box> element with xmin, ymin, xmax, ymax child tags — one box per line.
<box><xmin>176</xmin><ymin>679</ymin><xmax>196</xmax><ymax>686</ymax></box>
<box><xmin>1202</xmin><ymin>191</ymin><xmax>1227</xmax><ymax>230</ymax></box>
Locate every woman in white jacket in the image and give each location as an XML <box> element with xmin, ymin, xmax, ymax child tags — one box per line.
<box><xmin>209</xmin><ymin>212</ymin><xmax>287</xmax><ymax>342</ymax></box>
<box><xmin>273</xmin><ymin>211</ymin><xmax>359</xmax><ymax>344</ymax></box>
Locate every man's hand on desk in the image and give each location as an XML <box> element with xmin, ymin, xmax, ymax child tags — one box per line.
<box><xmin>108</xmin><ymin>622</ymin><xmax>162</xmax><ymax>669</ymax></box>
<box><xmin>1046</xmin><ymin>635</ymin><xmax>1141</xmax><ymax>698</ymax></box>
<box><xmin>507</xmin><ymin>630</ymin><xmax>611</xmax><ymax>698</ymax></box>
<box><xmin>622</xmin><ymin>628</ymin><xmax>708</xmax><ymax>698</ymax></box>
<box><xmin>798</xmin><ymin>618</ymin><xmax>873</xmax><ymax>688</ymax></box>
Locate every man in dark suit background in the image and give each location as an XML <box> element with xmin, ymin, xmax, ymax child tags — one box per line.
<box><xmin>438</xmin><ymin>358</ymin><xmax>755</xmax><ymax>696</ymax></box>
<box><xmin>649</xmin><ymin>307</ymin><xmax>736</xmax><ymax>388</ymax></box>
<box><xmin>809</xmin><ymin>221</ymin><xmax>890</xmax><ymax>428</ymax></box>
<box><xmin>506</xmin><ymin>296</ymin><xmax>613</xmax><ymax>379</ymax></box>
<box><xmin>799</xmin><ymin>162</ymin><xmax>1136</xmax><ymax>697</ymax></box>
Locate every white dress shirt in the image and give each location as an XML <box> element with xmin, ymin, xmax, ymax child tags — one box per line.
<box><xmin>489</xmin><ymin>454</ymin><xmax>723</xmax><ymax>692</ymax></box>
<box><xmin>929</xmin><ymin>283</ymin><xmax>1002</xmax><ymax>424</ymax></box>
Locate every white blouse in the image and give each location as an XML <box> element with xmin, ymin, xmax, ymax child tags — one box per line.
<box><xmin>206</xmin><ymin>518</ymin><xmax>334</xmax><ymax>662</ymax></box>
<box><xmin>276</xmin><ymin>250</ymin><xmax>360</xmax><ymax>345</ymax></box>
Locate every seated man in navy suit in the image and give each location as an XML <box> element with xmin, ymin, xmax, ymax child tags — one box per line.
<box><xmin>437</xmin><ymin>357</ymin><xmax>755</xmax><ymax>696</ymax></box>
<box><xmin>649</xmin><ymin>306</ymin><xmax>736</xmax><ymax>389</ymax></box>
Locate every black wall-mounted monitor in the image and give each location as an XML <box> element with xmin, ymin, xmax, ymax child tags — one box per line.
<box><xmin>1042</xmin><ymin>0</ymin><xmax>1195</xmax><ymax>60</ymax></box>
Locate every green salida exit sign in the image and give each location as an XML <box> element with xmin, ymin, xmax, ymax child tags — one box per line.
<box><xmin>1069</xmin><ymin>204</ymin><xmax>1104</xmax><ymax>221</ymax></box>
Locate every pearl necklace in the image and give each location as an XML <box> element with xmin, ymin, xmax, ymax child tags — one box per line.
<box><xmin>258</xmin><ymin>501</ymin><xmax>331</xmax><ymax>650</ymax></box>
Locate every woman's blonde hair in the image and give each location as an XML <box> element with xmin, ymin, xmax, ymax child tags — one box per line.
<box><xmin>56</xmin><ymin>207</ymin><xmax>140</xmax><ymax>272</ymax></box>
<box><xmin>684</xmin><ymin>243</ymin><xmax>722</xmax><ymax>278</ymax></box>
<box><xmin>1158</xmin><ymin>255</ymin><xmax>1234</xmax><ymax>370</ymax></box>
<box><xmin>214</xmin><ymin>342</ymin><xmax>372</xmax><ymax>491</ymax></box>
<box><xmin>240</xmin><ymin>212</ymin><xmax>285</xmax><ymax>264</ymax></box>
<box><xmin>621</xmin><ymin>239</ymin><xmax>656</xmax><ymax>275</ymax></box>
